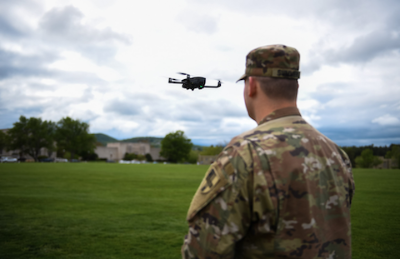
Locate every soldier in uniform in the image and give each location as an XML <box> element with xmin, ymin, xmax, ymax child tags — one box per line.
<box><xmin>181</xmin><ymin>44</ymin><xmax>355</xmax><ymax>259</ymax></box>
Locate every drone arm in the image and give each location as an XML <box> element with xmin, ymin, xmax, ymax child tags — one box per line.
<box><xmin>168</xmin><ymin>78</ymin><xmax>183</xmax><ymax>84</ymax></box>
<box><xmin>203</xmin><ymin>85</ymin><xmax>221</xmax><ymax>88</ymax></box>
<box><xmin>203</xmin><ymin>81</ymin><xmax>222</xmax><ymax>88</ymax></box>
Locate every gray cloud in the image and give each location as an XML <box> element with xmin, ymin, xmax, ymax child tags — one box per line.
<box><xmin>39</xmin><ymin>5</ymin><xmax>130</xmax><ymax>45</ymax></box>
<box><xmin>191</xmin><ymin>0</ymin><xmax>400</xmax><ymax>75</ymax></box>
<box><xmin>319</xmin><ymin>125</ymin><xmax>400</xmax><ymax>146</ymax></box>
<box><xmin>326</xmin><ymin>31</ymin><xmax>400</xmax><ymax>65</ymax></box>
<box><xmin>0</xmin><ymin>16</ymin><xmax>25</xmax><ymax>38</ymax></box>
<box><xmin>103</xmin><ymin>93</ymin><xmax>167</xmax><ymax>117</ymax></box>
<box><xmin>104</xmin><ymin>99</ymin><xmax>142</xmax><ymax>116</ymax></box>
<box><xmin>188</xmin><ymin>0</ymin><xmax>398</xmax><ymax>27</ymax></box>
<box><xmin>38</xmin><ymin>5</ymin><xmax>131</xmax><ymax>62</ymax></box>
<box><xmin>0</xmin><ymin>47</ymin><xmax>107</xmax><ymax>87</ymax></box>
<box><xmin>0</xmin><ymin>48</ymin><xmax>58</xmax><ymax>80</ymax></box>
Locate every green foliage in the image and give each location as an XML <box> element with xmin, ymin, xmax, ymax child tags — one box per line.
<box><xmin>56</xmin><ymin>117</ymin><xmax>96</xmax><ymax>160</ymax></box>
<box><xmin>0</xmin><ymin>130</ymin><xmax>6</xmax><ymax>151</ymax></box>
<box><xmin>6</xmin><ymin>116</ymin><xmax>56</xmax><ymax>161</ymax></box>
<box><xmin>145</xmin><ymin>153</ymin><xmax>153</xmax><ymax>162</ymax></box>
<box><xmin>63</xmin><ymin>151</ymin><xmax>79</xmax><ymax>160</ymax></box>
<box><xmin>187</xmin><ymin>150</ymin><xmax>200</xmax><ymax>164</ymax></box>
<box><xmin>80</xmin><ymin>150</ymin><xmax>99</xmax><ymax>161</ymax></box>
<box><xmin>123</xmin><ymin>152</ymin><xmax>138</xmax><ymax>160</ymax></box>
<box><xmin>385</xmin><ymin>145</ymin><xmax>400</xmax><ymax>168</ymax></box>
<box><xmin>93</xmin><ymin>133</ymin><xmax>118</xmax><ymax>146</ymax></box>
<box><xmin>122</xmin><ymin>153</ymin><xmax>147</xmax><ymax>161</ymax></box>
<box><xmin>355</xmin><ymin>149</ymin><xmax>382</xmax><ymax>168</ymax></box>
<box><xmin>136</xmin><ymin>154</ymin><xmax>146</xmax><ymax>161</ymax></box>
<box><xmin>160</xmin><ymin>130</ymin><xmax>193</xmax><ymax>163</ymax></box>
<box><xmin>342</xmin><ymin>145</ymin><xmax>393</xmax><ymax>166</ymax></box>
<box><xmin>200</xmin><ymin>145</ymin><xmax>224</xmax><ymax>156</ymax></box>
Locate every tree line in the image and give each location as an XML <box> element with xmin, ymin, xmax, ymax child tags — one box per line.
<box><xmin>158</xmin><ymin>130</ymin><xmax>400</xmax><ymax>168</ymax></box>
<box><xmin>0</xmin><ymin>116</ymin><xmax>96</xmax><ymax>162</ymax></box>
<box><xmin>1</xmin><ymin>116</ymin><xmax>398</xmax><ymax>168</ymax></box>
<box><xmin>341</xmin><ymin>144</ymin><xmax>399</xmax><ymax>169</ymax></box>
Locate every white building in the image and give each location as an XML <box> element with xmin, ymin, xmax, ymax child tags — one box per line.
<box><xmin>94</xmin><ymin>142</ymin><xmax>163</xmax><ymax>161</ymax></box>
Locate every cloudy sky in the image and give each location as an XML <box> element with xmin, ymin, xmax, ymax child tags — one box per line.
<box><xmin>1</xmin><ymin>0</ymin><xmax>399</xmax><ymax>146</ymax></box>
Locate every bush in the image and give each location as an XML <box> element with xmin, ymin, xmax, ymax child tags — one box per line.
<box><xmin>80</xmin><ymin>151</ymin><xmax>99</xmax><ymax>161</ymax></box>
<box><xmin>63</xmin><ymin>152</ymin><xmax>79</xmax><ymax>160</ymax></box>
<box><xmin>186</xmin><ymin>150</ymin><xmax>200</xmax><ymax>164</ymax></box>
<box><xmin>123</xmin><ymin>152</ymin><xmax>138</xmax><ymax>161</ymax></box>
<box><xmin>145</xmin><ymin>153</ymin><xmax>153</xmax><ymax>162</ymax></box>
<box><xmin>355</xmin><ymin>149</ymin><xmax>382</xmax><ymax>168</ymax></box>
<box><xmin>200</xmin><ymin>145</ymin><xmax>224</xmax><ymax>156</ymax></box>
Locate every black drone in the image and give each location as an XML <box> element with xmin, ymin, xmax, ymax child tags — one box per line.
<box><xmin>168</xmin><ymin>73</ymin><xmax>222</xmax><ymax>91</ymax></box>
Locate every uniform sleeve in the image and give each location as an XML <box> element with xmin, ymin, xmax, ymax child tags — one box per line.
<box><xmin>337</xmin><ymin>147</ymin><xmax>355</xmax><ymax>207</ymax></box>
<box><xmin>181</xmin><ymin>146</ymin><xmax>253</xmax><ymax>259</ymax></box>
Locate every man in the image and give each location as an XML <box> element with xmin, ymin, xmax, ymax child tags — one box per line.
<box><xmin>182</xmin><ymin>45</ymin><xmax>355</xmax><ymax>259</ymax></box>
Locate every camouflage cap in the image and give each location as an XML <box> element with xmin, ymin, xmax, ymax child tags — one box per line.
<box><xmin>237</xmin><ymin>44</ymin><xmax>301</xmax><ymax>82</ymax></box>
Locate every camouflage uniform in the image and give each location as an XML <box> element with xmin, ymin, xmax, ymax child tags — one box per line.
<box><xmin>182</xmin><ymin>45</ymin><xmax>355</xmax><ymax>259</ymax></box>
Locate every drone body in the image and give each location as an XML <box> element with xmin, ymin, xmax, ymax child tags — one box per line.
<box><xmin>168</xmin><ymin>73</ymin><xmax>221</xmax><ymax>91</ymax></box>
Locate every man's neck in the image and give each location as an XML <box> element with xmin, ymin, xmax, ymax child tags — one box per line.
<box><xmin>254</xmin><ymin>102</ymin><xmax>297</xmax><ymax>124</ymax></box>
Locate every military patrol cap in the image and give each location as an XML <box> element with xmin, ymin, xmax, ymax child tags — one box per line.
<box><xmin>237</xmin><ymin>44</ymin><xmax>301</xmax><ymax>82</ymax></box>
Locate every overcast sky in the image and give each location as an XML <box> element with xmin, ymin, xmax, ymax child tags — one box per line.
<box><xmin>1</xmin><ymin>0</ymin><xmax>399</xmax><ymax>146</ymax></box>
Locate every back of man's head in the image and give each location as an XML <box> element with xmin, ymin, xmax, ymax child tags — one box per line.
<box><xmin>238</xmin><ymin>44</ymin><xmax>300</xmax><ymax>102</ymax></box>
<box><xmin>254</xmin><ymin>77</ymin><xmax>298</xmax><ymax>101</ymax></box>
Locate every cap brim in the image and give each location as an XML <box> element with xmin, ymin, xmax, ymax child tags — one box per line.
<box><xmin>236</xmin><ymin>74</ymin><xmax>247</xmax><ymax>83</ymax></box>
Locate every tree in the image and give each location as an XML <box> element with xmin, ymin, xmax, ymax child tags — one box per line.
<box><xmin>55</xmin><ymin>117</ymin><xmax>96</xmax><ymax>160</ymax></box>
<box><xmin>385</xmin><ymin>145</ymin><xmax>400</xmax><ymax>168</ymax></box>
<box><xmin>186</xmin><ymin>150</ymin><xmax>200</xmax><ymax>164</ymax></box>
<box><xmin>123</xmin><ymin>152</ymin><xmax>138</xmax><ymax>160</ymax></box>
<box><xmin>200</xmin><ymin>145</ymin><xmax>224</xmax><ymax>156</ymax></box>
<box><xmin>80</xmin><ymin>150</ymin><xmax>99</xmax><ymax>161</ymax></box>
<box><xmin>355</xmin><ymin>149</ymin><xmax>382</xmax><ymax>168</ymax></box>
<box><xmin>0</xmin><ymin>130</ymin><xmax>7</xmax><ymax>152</ymax></box>
<box><xmin>6</xmin><ymin>116</ymin><xmax>55</xmax><ymax>161</ymax></box>
<box><xmin>145</xmin><ymin>153</ymin><xmax>153</xmax><ymax>162</ymax></box>
<box><xmin>160</xmin><ymin>130</ymin><xmax>193</xmax><ymax>163</ymax></box>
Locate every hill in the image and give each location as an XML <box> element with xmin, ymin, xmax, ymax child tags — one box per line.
<box><xmin>94</xmin><ymin>133</ymin><xmax>205</xmax><ymax>150</ymax></box>
<box><xmin>121</xmin><ymin>137</ymin><xmax>163</xmax><ymax>147</ymax></box>
<box><xmin>93</xmin><ymin>133</ymin><xmax>118</xmax><ymax>146</ymax></box>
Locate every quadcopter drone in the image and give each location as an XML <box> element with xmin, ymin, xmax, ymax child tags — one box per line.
<box><xmin>168</xmin><ymin>72</ymin><xmax>222</xmax><ymax>91</ymax></box>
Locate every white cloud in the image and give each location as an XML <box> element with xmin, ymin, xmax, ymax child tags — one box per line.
<box><xmin>372</xmin><ymin>115</ymin><xmax>400</xmax><ymax>126</ymax></box>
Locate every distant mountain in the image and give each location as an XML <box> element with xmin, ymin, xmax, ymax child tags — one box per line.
<box><xmin>94</xmin><ymin>133</ymin><xmax>205</xmax><ymax>150</ymax></box>
<box><xmin>121</xmin><ymin>137</ymin><xmax>163</xmax><ymax>147</ymax></box>
<box><xmin>94</xmin><ymin>133</ymin><xmax>118</xmax><ymax>146</ymax></box>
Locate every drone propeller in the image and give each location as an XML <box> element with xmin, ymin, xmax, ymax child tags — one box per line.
<box><xmin>178</xmin><ymin>72</ymin><xmax>190</xmax><ymax>76</ymax></box>
<box><xmin>169</xmin><ymin>77</ymin><xmax>180</xmax><ymax>81</ymax></box>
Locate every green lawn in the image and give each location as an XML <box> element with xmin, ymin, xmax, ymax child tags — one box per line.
<box><xmin>0</xmin><ymin>164</ymin><xmax>399</xmax><ymax>258</ymax></box>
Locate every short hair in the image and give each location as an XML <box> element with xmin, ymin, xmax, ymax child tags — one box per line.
<box><xmin>253</xmin><ymin>77</ymin><xmax>298</xmax><ymax>101</ymax></box>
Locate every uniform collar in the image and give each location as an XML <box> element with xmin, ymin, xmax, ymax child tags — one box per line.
<box><xmin>258</xmin><ymin>107</ymin><xmax>301</xmax><ymax>125</ymax></box>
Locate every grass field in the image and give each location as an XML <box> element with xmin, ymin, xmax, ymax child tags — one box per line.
<box><xmin>0</xmin><ymin>164</ymin><xmax>399</xmax><ymax>258</ymax></box>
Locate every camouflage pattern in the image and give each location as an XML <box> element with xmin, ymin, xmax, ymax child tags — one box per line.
<box><xmin>237</xmin><ymin>44</ymin><xmax>301</xmax><ymax>82</ymax></box>
<box><xmin>182</xmin><ymin>107</ymin><xmax>355</xmax><ymax>259</ymax></box>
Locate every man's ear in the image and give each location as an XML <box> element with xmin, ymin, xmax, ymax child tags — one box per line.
<box><xmin>248</xmin><ymin>77</ymin><xmax>257</xmax><ymax>97</ymax></box>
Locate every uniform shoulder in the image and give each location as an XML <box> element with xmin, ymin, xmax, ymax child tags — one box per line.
<box><xmin>226</xmin><ymin>116</ymin><xmax>303</xmax><ymax>149</ymax></box>
<box><xmin>222</xmin><ymin>124</ymin><xmax>276</xmax><ymax>166</ymax></box>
